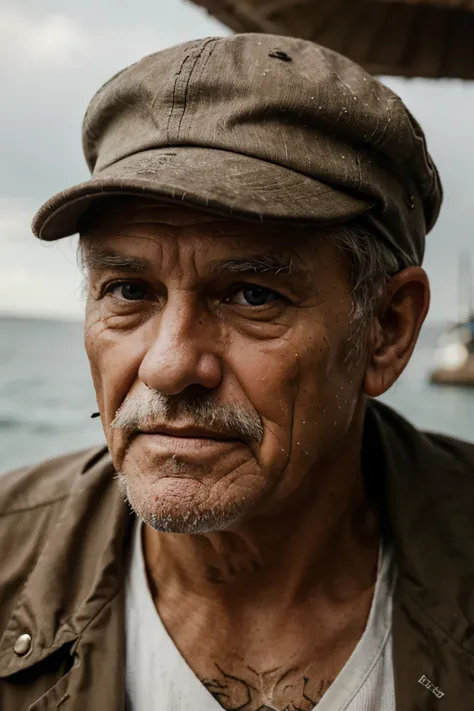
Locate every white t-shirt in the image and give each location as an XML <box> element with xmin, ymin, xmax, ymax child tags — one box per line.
<box><xmin>125</xmin><ymin>521</ymin><xmax>396</xmax><ymax>711</ymax></box>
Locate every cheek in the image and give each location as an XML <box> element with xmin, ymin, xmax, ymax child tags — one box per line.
<box><xmin>226</xmin><ymin>327</ymin><xmax>332</xmax><ymax>473</ymax></box>
<box><xmin>232</xmin><ymin>339</ymin><xmax>300</xmax><ymax>459</ymax></box>
<box><xmin>236</xmin><ymin>319</ymin><xmax>361</xmax><ymax>500</ymax></box>
<box><xmin>289</xmin><ymin>330</ymin><xmax>363</xmax><ymax>475</ymax></box>
<box><xmin>84</xmin><ymin>307</ymin><xmax>146</xmax><ymax>435</ymax></box>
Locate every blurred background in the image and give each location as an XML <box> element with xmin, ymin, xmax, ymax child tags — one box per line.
<box><xmin>1</xmin><ymin>0</ymin><xmax>473</xmax><ymax>472</ymax></box>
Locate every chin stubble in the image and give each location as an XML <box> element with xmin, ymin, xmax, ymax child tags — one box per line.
<box><xmin>115</xmin><ymin>467</ymin><xmax>249</xmax><ymax>534</ymax></box>
<box><xmin>112</xmin><ymin>387</ymin><xmax>264</xmax><ymax>533</ymax></box>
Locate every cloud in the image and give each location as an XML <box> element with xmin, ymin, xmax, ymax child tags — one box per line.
<box><xmin>0</xmin><ymin>199</ymin><xmax>34</xmax><ymax>242</ymax></box>
<box><xmin>0</xmin><ymin>242</ymin><xmax>84</xmax><ymax>319</ymax></box>
<box><xmin>0</xmin><ymin>198</ymin><xmax>83</xmax><ymax>318</ymax></box>
<box><xmin>0</xmin><ymin>263</ymin><xmax>84</xmax><ymax>319</ymax></box>
<box><xmin>0</xmin><ymin>9</ymin><xmax>86</xmax><ymax>64</ymax></box>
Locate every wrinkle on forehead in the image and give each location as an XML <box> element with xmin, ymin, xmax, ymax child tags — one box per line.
<box><xmin>82</xmin><ymin>205</ymin><xmax>316</xmax><ymax>248</ymax></box>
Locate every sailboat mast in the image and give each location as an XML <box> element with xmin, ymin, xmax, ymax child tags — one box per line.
<box><xmin>458</xmin><ymin>252</ymin><xmax>474</xmax><ymax>322</ymax></box>
<box><xmin>468</xmin><ymin>255</ymin><xmax>473</xmax><ymax>321</ymax></box>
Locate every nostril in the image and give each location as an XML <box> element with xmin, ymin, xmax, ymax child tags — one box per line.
<box><xmin>268</xmin><ymin>50</ymin><xmax>292</xmax><ymax>62</ymax></box>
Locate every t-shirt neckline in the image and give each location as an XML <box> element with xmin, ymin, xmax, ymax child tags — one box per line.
<box><xmin>126</xmin><ymin>520</ymin><xmax>394</xmax><ymax>711</ymax></box>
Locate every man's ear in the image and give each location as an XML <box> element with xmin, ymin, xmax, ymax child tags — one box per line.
<box><xmin>364</xmin><ymin>267</ymin><xmax>430</xmax><ymax>397</ymax></box>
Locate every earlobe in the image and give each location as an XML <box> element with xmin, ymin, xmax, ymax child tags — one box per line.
<box><xmin>364</xmin><ymin>268</ymin><xmax>430</xmax><ymax>398</ymax></box>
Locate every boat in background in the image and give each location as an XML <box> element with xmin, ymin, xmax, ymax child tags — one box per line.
<box><xmin>430</xmin><ymin>254</ymin><xmax>474</xmax><ymax>387</ymax></box>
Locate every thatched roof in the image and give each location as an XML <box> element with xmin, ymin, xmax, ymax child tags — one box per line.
<box><xmin>191</xmin><ymin>0</ymin><xmax>474</xmax><ymax>79</ymax></box>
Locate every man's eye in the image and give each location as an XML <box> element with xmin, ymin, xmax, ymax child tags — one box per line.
<box><xmin>230</xmin><ymin>285</ymin><xmax>282</xmax><ymax>307</ymax></box>
<box><xmin>108</xmin><ymin>282</ymin><xmax>148</xmax><ymax>301</ymax></box>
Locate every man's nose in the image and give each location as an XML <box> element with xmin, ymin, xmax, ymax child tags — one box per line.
<box><xmin>138</xmin><ymin>296</ymin><xmax>223</xmax><ymax>396</ymax></box>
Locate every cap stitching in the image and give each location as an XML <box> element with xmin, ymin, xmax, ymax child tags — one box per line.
<box><xmin>162</xmin><ymin>38</ymin><xmax>217</xmax><ymax>144</ymax></box>
<box><xmin>177</xmin><ymin>38</ymin><xmax>218</xmax><ymax>141</ymax></box>
<box><xmin>164</xmin><ymin>53</ymin><xmax>193</xmax><ymax>144</ymax></box>
<box><xmin>179</xmin><ymin>39</ymin><xmax>219</xmax><ymax>139</ymax></box>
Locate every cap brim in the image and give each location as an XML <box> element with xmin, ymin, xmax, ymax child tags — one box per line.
<box><xmin>32</xmin><ymin>147</ymin><xmax>372</xmax><ymax>240</ymax></box>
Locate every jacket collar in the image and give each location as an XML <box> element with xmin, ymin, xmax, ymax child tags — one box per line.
<box><xmin>365</xmin><ymin>400</ymin><xmax>474</xmax><ymax>657</ymax></box>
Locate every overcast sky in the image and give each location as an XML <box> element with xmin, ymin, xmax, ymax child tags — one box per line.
<box><xmin>1</xmin><ymin>0</ymin><xmax>473</xmax><ymax>322</ymax></box>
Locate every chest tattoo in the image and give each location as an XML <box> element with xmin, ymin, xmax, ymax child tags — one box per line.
<box><xmin>199</xmin><ymin>664</ymin><xmax>333</xmax><ymax>710</ymax></box>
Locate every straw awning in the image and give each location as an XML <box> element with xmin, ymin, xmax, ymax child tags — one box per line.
<box><xmin>191</xmin><ymin>0</ymin><xmax>474</xmax><ymax>79</ymax></box>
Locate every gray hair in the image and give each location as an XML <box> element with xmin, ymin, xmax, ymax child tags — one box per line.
<box><xmin>333</xmin><ymin>223</ymin><xmax>418</xmax><ymax>363</ymax></box>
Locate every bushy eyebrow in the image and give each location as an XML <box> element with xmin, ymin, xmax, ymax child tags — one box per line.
<box><xmin>81</xmin><ymin>246</ymin><xmax>152</xmax><ymax>273</ymax></box>
<box><xmin>207</xmin><ymin>254</ymin><xmax>309</xmax><ymax>280</ymax></box>
<box><xmin>81</xmin><ymin>246</ymin><xmax>311</xmax><ymax>283</ymax></box>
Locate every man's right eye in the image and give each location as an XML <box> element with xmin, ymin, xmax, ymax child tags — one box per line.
<box><xmin>107</xmin><ymin>282</ymin><xmax>149</xmax><ymax>301</ymax></box>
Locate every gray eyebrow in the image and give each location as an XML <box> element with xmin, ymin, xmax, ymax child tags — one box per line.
<box><xmin>207</xmin><ymin>254</ymin><xmax>308</xmax><ymax>278</ymax></box>
<box><xmin>81</xmin><ymin>247</ymin><xmax>311</xmax><ymax>283</ymax></box>
<box><xmin>80</xmin><ymin>246</ymin><xmax>151</xmax><ymax>273</ymax></box>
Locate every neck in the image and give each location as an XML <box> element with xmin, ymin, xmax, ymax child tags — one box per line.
<box><xmin>143</xmin><ymin>422</ymin><xmax>380</xmax><ymax>613</ymax></box>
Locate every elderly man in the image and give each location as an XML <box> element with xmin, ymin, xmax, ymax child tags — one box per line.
<box><xmin>0</xmin><ymin>33</ymin><xmax>472</xmax><ymax>711</ymax></box>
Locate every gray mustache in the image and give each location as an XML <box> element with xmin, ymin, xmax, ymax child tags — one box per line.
<box><xmin>112</xmin><ymin>388</ymin><xmax>264</xmax><ymax>444</ymax></box>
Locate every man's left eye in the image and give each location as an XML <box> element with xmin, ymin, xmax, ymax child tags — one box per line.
<box><xmin>231</xmin><ymin>286</ymin><xmax>281</xmax><ymax>307</ymax></box>
<box><xmin>110</xmin><ymin>282</ymin><xmax>148</xmax><ymax>301</ymax></box>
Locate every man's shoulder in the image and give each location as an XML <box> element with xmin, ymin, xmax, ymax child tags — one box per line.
<box><xmin>0</xmin><ymin>446</ymin><xmax>110</xmax><ymax>517</ymax></box>
<box><xmin>425</xmin><ymin>429</ymin><xmax>474</xmax><ymax>465</ymax></box>
<box><xmin>371</xmin><ymin>399</ymin><xmax>474</xmax><ymax>465</ymax></box>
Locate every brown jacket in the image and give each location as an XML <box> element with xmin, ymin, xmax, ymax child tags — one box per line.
<box><xmin>0</xmin><ymin>400</ymin><xmax>473</xmax><ymax>710</ymax></box>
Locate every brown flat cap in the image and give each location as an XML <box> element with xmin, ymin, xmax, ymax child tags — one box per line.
<box><xmin>32</xmin><ymin>33</ymin><xmax>442</xmax><ymax>263</ymax></box>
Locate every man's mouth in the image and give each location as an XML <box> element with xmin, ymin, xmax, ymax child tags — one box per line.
<box><xmin>131</xmin><ymin>425</ymin><xmax>247</xmax><ymax>464</ymax></box>
<box><xmin>137</xmin><ymin>424</ymin><xmax>241</xmax><ymax>442</ymax></box>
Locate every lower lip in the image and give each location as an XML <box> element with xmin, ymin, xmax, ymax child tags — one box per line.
<box><xmin>135</xmin><ymin>433</ymin><xmax>244</xmax><ymax>458</ymax></box>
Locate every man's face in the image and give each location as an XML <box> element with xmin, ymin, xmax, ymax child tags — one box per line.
<box><xmin>83</xmin><ymin>200</ymin><xmax>366</xmax><ymax>533</ymax></box>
